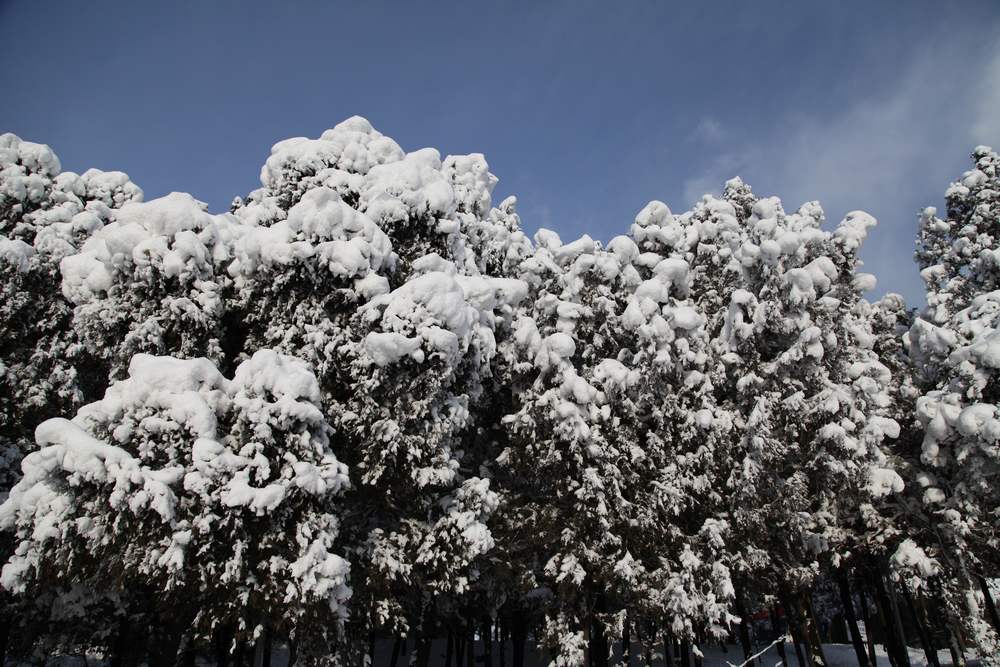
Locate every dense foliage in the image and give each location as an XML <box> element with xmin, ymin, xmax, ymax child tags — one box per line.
<box><xmin>1</xmin><ymin>123</ymin><xmax>998</xmax><ymax>666</ymax></box>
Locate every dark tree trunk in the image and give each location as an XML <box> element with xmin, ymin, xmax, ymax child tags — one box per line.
<box><xmin>662</xmin><ymin>630</ymin><xmax>674</xmax><ymax>667</ymax></box>
<box><xmin>836</xmin><ymin>570</ymin><xmax>871</xmax><ymax>667</ymax></box>
<box><xmin>415</xmin><ymin>632</ymin><xmax>432</xmax><ymax>667</ymax></box>
<box><xmin>946</xmin><ymin>623</ymin><xmax>965</xmax><ymax>667</ymax></box>
<box><xmin>872</xmin><ymin>571</ymin><xmax>909</xmax><ymax>667</ymax></box>
<box><xmin>590</xmin><ymin>597</ymin><xmax>609</xmax><ymax>667</ymax></box>
<box><xmin>390</xmin><ymin>635</ymin><xmax>403</xmax><ymax>667</ymax></box>
<box><xmin>247</xmin><ymin>641</ymin><xmax>257</xmax><ymax>667</ymax></box>
<box><xmin>111</xmin><ymin>615</ymin><xmax>140</xmax><ymax>667</ymax></box>
<box><xmin>263</xmin><ymin>627</ymin><xmax>273</xmax><ymax>667</ymax></box>
<box><xmin>857</xmin><ymin>583</ymin><xmax>879</xmax><ymax>667</ymax></box>
<box><xmin>787</xmin><ymin>595</ymin><xmax>816</xmax><ymax>667</ymax></box>
<box><xmin>803</xmin><ymin>592</ymin><xmax>829</xmax><ymax>666</ymax></box>
<box><xmin>445</xmin><ymin>627</ymin><xmax>454</xmax><ymax>667</ymax></box>
<box><xmin>214</xmin><ymin>624</ymin><xmax>233</xmax><ymax>667</ymax></box>
<box><xmin>900</xmin><ymin>584</ymin><xmax>939</xmax><ymax>667</ymax></box>
<box><xmin>499</xmin><ymin>616</ymin><xmax>507</xmax><ymax>667</ymax></box>
<box><xmin>179</xmin><ymin>631</ymin><xmax>197</xmax><ymax>667</ymax></box>
<box><xmin>368</xmin><ymin>630</ymin><xmax>376</xmax><ymax>667</ymax></box>
<box><xmin>778</xmin><ymin>590</ymin><xmax>807</xmax><ymax>667</ymax></box>
<box><xmin>0</xmin><ymin>612</ymin><xmax>7</xmax><ymax>667</ymax></box>
<box><xmin>621</xmin><ymin>621</ymin><xmax>631</xmax><ymax>667</ymax></box>
<box><xmin>148</xmin><ymin>625</ymin><xmax>185</xmax><ymax>667</ymax></box>
<box><xmin>512</xmin><ymin>613</ymin><xmax>526</xmax><ymax>667</ymax></box>
<box><xmin>734</xmin><ymin>588</ymin><xmax>754</xmax><ymax>664</ymax></box>
<box><xmin>886</xmin><ymin>574</ymin><xmax>912</xmax><ymax>653</ymax></box>
<box><xmin>679</xmin><ymin>639</ymin><xmax>691</xmax><ymax>667</ymax></box>
<box><xmin>456</xmin><ymin>631</ymin><xmax>466</xmax><ymax>667</ymax></box>
<box><xmin>979</xmin><ymin>575</ymin><xmax>1000</xmax><ymax>636</ymax></box>
<box><xmin>250</xmin><ymin>625</ymin><xmax>272</xmax><ymax>667</ymax></box>
<box><xmin>287</xmin><ymin>637</ymin><xmax>297</xmax><ymax>667</ymax></box>
<box><xmin>591</xmin><ymin>624</ymin><xmax>609</xmax><ymax>667</ymax></box>
<box><xmin>483</xmin><ymin>618</ymin><xmax>494</xmax><ymax>667</ymax></box>
<box><xmin>467</xmin><ymin>624</ymin><xmax>475</xmax><ymax>667</ymax></box>
<box><xmin>770</xmin><ymin>607</ymin><xmax>788</xmax><ymax>667</ymax></box>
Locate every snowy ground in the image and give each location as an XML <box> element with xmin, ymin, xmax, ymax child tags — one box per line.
<box><xmin>4</xmin><ymin>640</ymin><xmax>979</xmax><ymax>667</ymax></box>
<box><xmin>276</xmin><ymin>640</ymin><xmax>979</xmax><ymax>667</ymax></box>
<box><xmin>7</xmin><ymin>641</ymin><xmax>980</xmax><ymax>666</ymax></box>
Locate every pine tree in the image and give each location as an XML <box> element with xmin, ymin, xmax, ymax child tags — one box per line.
<box><xmin>907</xmin><ymin>146</ymin><xmax>1000</xmax><ymax>660</ymax></box>
<box><xmin>230</xmin><ymin>117</ymin><xmax>528</xmax><ymax>657</ymax></box>
<box><xmin>0</xmin><ymin>351</ymin><xmax>352</xmax><ymax>662</ymax></box>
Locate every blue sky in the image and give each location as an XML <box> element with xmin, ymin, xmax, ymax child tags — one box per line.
<box><xmin>2</xmin><ymin>1</ymin><xmax>998</xmax><ymax>305</ymax></box>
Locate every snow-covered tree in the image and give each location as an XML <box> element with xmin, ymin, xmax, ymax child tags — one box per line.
<box><xmin>916</xmin><ymin>146</ymin><xmax>1000</xmax><ymax>325</ymax></box>
<box><xmin>229</xmin><ymin>118</ymin><xmax>527</xmax><ymax>659</ymax></box>
<box><xmin>61</xmin><ymin>192</ymin><xmax>241</xmax><ymax>380</ymax></box>
<box><xmin>0</xmin><ymin>351</ymin><xmax>352</xmax><ymax>663</ymax></box>
<box><xmin>6</xmin><ymin>118</ymin><xmax>999</xmax><ymax>665</ymax></box>
<box><xmin>618</xmin><ymin>224</ymin><xmax>740</xmax><ymax>656</ymax></box>
<box><xmin>497</xmin><ymin>225</ymin><xmax>736</xmax><ymax>664</ymax></box>
<box><xmin>630</xmin><ymin>187</ymin><xmax>903</xmax><ymax>663</ymax></box>
<box><xmin>1</xmin><ymin>134</ymin><xmax>144</xmax><ymax>490</ymax></box>
<box><xmin>906</xmin><ymin>146</ymin><xmax>1000</xmax><ymax>660</ymax></box>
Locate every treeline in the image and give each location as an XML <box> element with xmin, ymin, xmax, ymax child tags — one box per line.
<box><xmin>0</xmin><ymin>121</ymin><xmax>998</xmax><ymax>666</ymax></box>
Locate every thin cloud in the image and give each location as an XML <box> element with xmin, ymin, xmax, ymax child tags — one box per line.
<box><xmin>680</xmin><ymin>31</ymin><xmax>1000</xmax><ymax>304</ymax></box>
<box><xmin>691</xmin><ymin>118</ymin><xmax>724</xmax><ymax>145</ymax></box>
<box><xmin>972</xmin><ymin>48</ymin><xmax>1000</xmax><ymax>146</ymax></box>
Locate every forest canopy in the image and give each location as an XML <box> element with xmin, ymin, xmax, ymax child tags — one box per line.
<box><xmin>1</xmin><ymin>120</ymin><xmax>999</xmax><ymax>666</ymax></box>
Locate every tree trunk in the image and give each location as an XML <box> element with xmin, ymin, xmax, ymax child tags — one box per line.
<box><xmin>500</xmin><ymin>616</ymin><xmax>508</xmax><ymax>667</ymax></box>
<box><xmin>679</xmin><ymin>639</ymin><xmax>691</xmax><ymax>667</ymax></box>
<box><xmin>791</xmin><ymin>595</ymin><xmax>816</xmax><ymax>667</ymax></box>
<box><xmin>390</xmin><ymin>635</ymin><xmax>403</xmax><ymax>667</ymax></box>
<box><xmin>250</xmin><ymin>625</ymin><xmax>272</xmax><ymax>667</ymax></box>
<box><xmin>591</xmin><ymin>618</ymin><xmax>609</xmax><ymax>667</ymax></box>
<box><xmin>622</xmin><ymin>621</ymin><xmax>631</xmax><ymax>667</ymax></box>
<box><xmin>734</xmin><ymin>589</ymin><xmax>754</xmax><ymax>665</ymax></box>
<box><xmin>0</xmin><ymin>615</ymin><xmax>9</xmax><ymax>667</ymax></box>
<box><xmin>778</xmin><ymin>589</ymin><xmax>808</xmax><ymax>667</ymax></box>
<box><xmin>884</xmin><ymin>574</ymin><xmax>912</xmax><ymax>667</ymax></box>
<box><xmin>512</xmin><ymin>612</ymin><xmax>526</xmax><ymax>667</ymax></box>
<box><xmin>483</xmin><ymin>618</ymin><xmax>494</xmax><ymax>667</ymax></box>
<box><xmin>978</xmin><ymin>575</ymin><xmax>1000</xmax><ymax>636</ymax></box>
<box><xmin>872</xmin><ymin>571</ymin><xmax>909</xmax><ymax>667</ymax></box>
<box><xmin>445</xmin><ymin>627</ymin><xmax>454</xmax><ymax>667</ymax></box>
<box><xmin>214</xmin><ymin>624</ymin><xmax>233</xmax><ymax>667</ymax></box>
<box><xmin>803</xmin><ymin>591</ymin><xmax>829</xmax><ymax>666</ymax></box>
<box><xmin>662</xmin><ymin>630</ymin><xmax>674</xmax><ymax>667</ymax></box>
<box><xmin>415</xmin><ymin>632</ymin><xmax>432</xmax><ymax>667</ymax></box>
<box><xmin>769</xmin><ymin>606</ymin><xmax>789</xmax><ymax>667</ymax></box>
<box><xmin>287</xmin><ymin>637</ymin><xmax>297</xmax><ymax>667</ymax></box>
<box><xmin>456</xmin><ymin>631</ymin><xmax>466</xmax><ymax>667</ymax></box>
<box><xmin>900</xmin><ymin>584</ymin><xmax>939</xmax><ymax>667</ymax></box>
<box><xmin>857</xmin><ymin>583</ymin><xmax>879</xmax><ymax>667</ymax></box>
<box><xmin>178</xmin><ymin>630</ymin><xmax>197</xmax><ymax>667</ymax></box>
<box><xmin>148</xmin><ymin>625</ymin><xmax>185</xmax><ymax>667</ymax></box>
<box><xmin>945</xmin><ymin>623</ymin><xmax>965</xmax><ymax>667</ymax></box>
<box><xmin>836</xmin><ymin>570</ymin><xmax>870</xmax><ymax>667</ymax></box>
<box><xmin>467</xmin><ymin>624</ymin><xmax>475</xmax><ymax>667</ymax></box>
<box><xmin>112</xmin><ymin>615</ymin><xmax>140</xmax><ymax>667</ymax></box>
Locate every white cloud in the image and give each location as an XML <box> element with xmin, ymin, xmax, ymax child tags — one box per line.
<box><xmin>691</xmin><ymin>118</ymin><xmax>724</xmax><ymax>145</ymax></box>
<box><xmin>971</xmin><ymin>48</ymin><xmax>1000</xmax><ymax>146</ymax></box>
<box><xmin>679</xmin><ymin>31</ymin><xmax>1000</xmax><ymax>304</ymax></box>
<box><xmin>682</xmin><ymin>151</ymin><xmax>748</xmax><ymax>205</ymax></box>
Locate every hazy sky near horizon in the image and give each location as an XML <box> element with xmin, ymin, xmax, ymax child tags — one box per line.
<box><xmin>2</xmin><ymin>1</ymin><xmax>999</xmax><ymax>305</ymax></box>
